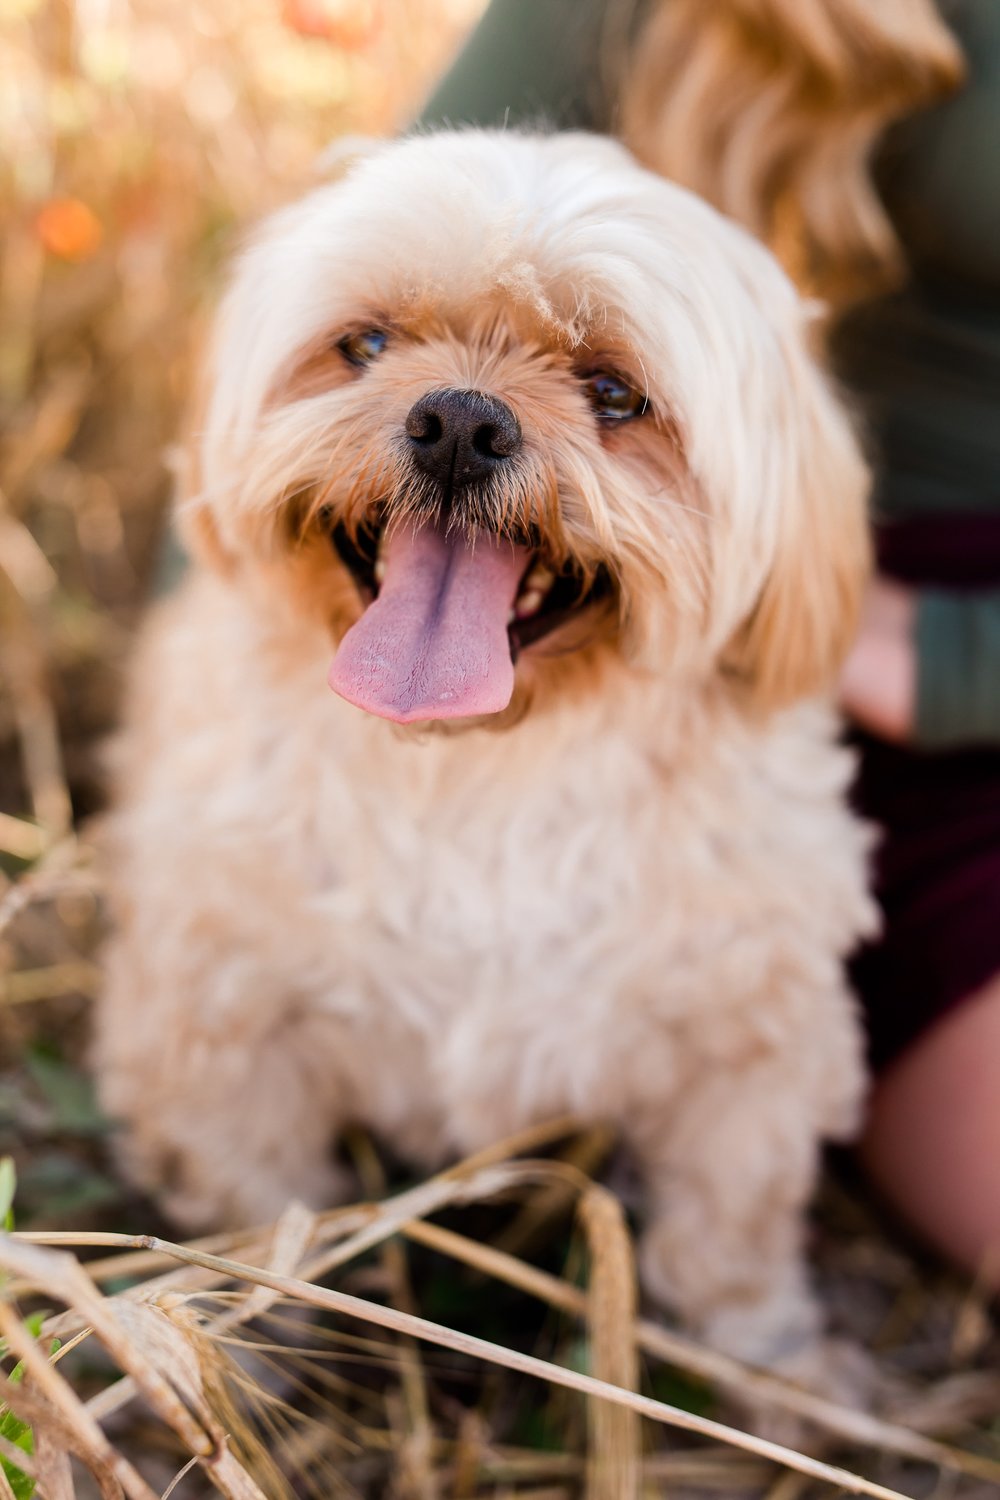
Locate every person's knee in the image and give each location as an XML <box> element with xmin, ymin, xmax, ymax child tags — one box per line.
<box><xmin>862</xmin><ymin>972</ymin><xmax>1000</xmax><ymax>1284</ymax></box>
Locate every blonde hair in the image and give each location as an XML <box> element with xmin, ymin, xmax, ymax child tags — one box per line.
<box><xmin>620</xmin><ymin>0</ymin><xmax>963</xmax><ymax>308</ymax></box>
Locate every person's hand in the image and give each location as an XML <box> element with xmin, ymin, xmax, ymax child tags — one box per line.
<box><xmin>839</xmin><ymin>576</ymin><xmax>916</xmax><ymax>742</ymax></box>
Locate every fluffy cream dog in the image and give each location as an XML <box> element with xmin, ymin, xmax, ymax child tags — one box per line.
<box><xmin>95</xmin><ymin>130</ymin><xmax>875</xmax><ymax>1370</ymax></box>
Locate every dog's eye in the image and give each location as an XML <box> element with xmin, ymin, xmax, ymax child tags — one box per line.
<box><xmin>338</xmin><ymin>329</ymin><xmax>389</xmax><ymax>366</ymax></box>
<box><xmin>583</xmin><ymin>371</ymin><xmax>648</xmax><ymax>421</ymax></box>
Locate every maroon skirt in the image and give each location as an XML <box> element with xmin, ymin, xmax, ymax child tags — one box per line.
<box><xmin>851</xmin><ymin>514</ymin><xmax>1000</xmax><ymax>1070</ymax></box>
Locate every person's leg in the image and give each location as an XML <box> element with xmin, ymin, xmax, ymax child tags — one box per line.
<box><xmin>862</xmin><ymin>970</ymin><xmax>1000</xmax><ymax>1284</ymax></box>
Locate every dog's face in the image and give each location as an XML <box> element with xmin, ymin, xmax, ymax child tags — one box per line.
<box><xmin>182</xmin><ymin>131</ymin><xmax>869</xmax><ymax>727</ymax></box>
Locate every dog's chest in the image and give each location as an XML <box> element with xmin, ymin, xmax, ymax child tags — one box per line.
<box><xmin>308</xmin><ymin>724</ymin><xmax>662</xmax><ymax>993</ymax></box>
<box><xmin>293</xmin><ymin>702</ymin><xmax>790</xmax><ymax>1041</ymax></box>
<box><xmin>224</xmin><ymin>682</ymin><xmax>868</xmax><ymax>1152</ymax></box>
<box><xmin>289</xmin><ymin>721</ymin><xmax>686</xmax><ymax>1142</ymax></box>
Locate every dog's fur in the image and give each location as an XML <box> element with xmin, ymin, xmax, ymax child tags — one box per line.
<box><xmin>95</xmin><ymin>131</ymin><xmax>876</xmax><ymax>1367</ymax></box>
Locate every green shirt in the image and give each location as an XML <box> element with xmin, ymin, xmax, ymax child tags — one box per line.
<box><xmin>422</xmin><ymin>0</ymin><xmax>1000</xmax><ymax>748</ymax></box>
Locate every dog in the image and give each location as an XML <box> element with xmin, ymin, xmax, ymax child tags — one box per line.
<box><xmin>95</xmin><ymin>129</ymin><xmax>876</xmax><ymax>1372</ymax></box>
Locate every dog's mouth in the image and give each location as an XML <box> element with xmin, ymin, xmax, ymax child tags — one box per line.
<box><xmin>327</xmin><ymin>516</ymin><xmax>613</xmax><ymax>723</ymax></box>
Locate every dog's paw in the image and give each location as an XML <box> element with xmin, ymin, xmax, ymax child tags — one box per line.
<box><xmin>736</xmin><ymin>1336</ymin><xmax>879</xmax><ymax>1452</ymax></box>
<box><xmin>769</xmin><ymin>1334</ymin><xmax>877</xmax><ymax>1407</ymax></box>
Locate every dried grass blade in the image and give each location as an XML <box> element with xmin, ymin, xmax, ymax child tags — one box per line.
<box><xmin>296</xmin><ymin>1160</ymin><xmax>566</xmax><ymax>1286</ymax></box>
<box><xmin>0</xmin><ymin>813</ymin><xmax>47</xmax><ymax>863</ymax></box>
<box><xmin>0</xmin><ymin>554</ymin><xmax>72</xmax><ymax>844</ymax></box>
<box><xmin>5</xmin><ymin>1380</ymin><xmax>115</xmax><ymax>1500</ymax></box>
<box><xmin>0</xmin><ymin>960</ymin><xmax>101</xmax><ymax>1005</ymax></box>
<box><xmin>577</xmin><ymin>1184</ymin><xmax>640</xmax><ymax>1500</ymax></box>
<box><xmin>438</xmin><ymin>1117</ymin><xmax>585</xmax><ymax>1179</ymax></box>
<box><xmin>37</xmin><ymin>1204</ymin><xmax>373</xmax><ymax>1287</ymax></box>
<box><xmin>216</xmin><ymin>1199</ymin><xmax>316</xmax><ymax>1330</ymax></box>
<box><xmin>32</xmin><ymin>1426</ymin><xmax>76</xmax><ymax>1500</ymax></box>
<box><xmin>160</xmin><ymin>1456</ymin><xmax>200</xmax><ymax>1500</ymax></box>
<box><xmin>0</xmin><ymin>1301</ymin><xmax>151</xmax><ymax>1500</ymax></box>
<box><xmin>350</xmin><ymin>1131</ymin><xmax>438</xmax><ymax>1500</ymax></box>
<box><xmin>0</xmin><ymin>837</ymin><xmax>94</xmax><ymax>938</ymax></box>
<box><xmin>493</xmin><ymin>1125</ymin><xmax>614</xmax><ymax>1259</ymax></box>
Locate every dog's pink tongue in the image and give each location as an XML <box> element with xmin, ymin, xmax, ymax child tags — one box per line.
<box><xmin>329</xmin><ymin>521</ymin><xmax>528</xmax><ymax>722</ymax></box>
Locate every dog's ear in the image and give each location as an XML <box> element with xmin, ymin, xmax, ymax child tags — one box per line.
<box><xmin>721</xmin><ymin>326</ymin><xmax>871</xmax><ymax>711</ymax></box>
<box><xmin>172</xmin><ymin>363</ymin><xmax>240</xmax><ymax>576</ymax></box>
<box><xmin>177</xmin><ymin>497</ymin><xmax>234</xmax><ymax>576</ymax></box>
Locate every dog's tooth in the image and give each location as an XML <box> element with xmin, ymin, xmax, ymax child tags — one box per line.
<box><xmin>524</xmin><ymin>563</ymin><xmax>555</xmax><ymax>592</ymax></box>
<box><xmin>374</xmin><ymin>557</ymin><xmax>386</xmax><ymax>584</ymax></box>
<box><xmin>507</xmin><ymin>607</ymin><xmax>516</xmax><ymax>624</ymax></box>
<box><xmin>515</xmin><ymin>588</ymin><xmax>544</xmax><ymax>619</ymax></box>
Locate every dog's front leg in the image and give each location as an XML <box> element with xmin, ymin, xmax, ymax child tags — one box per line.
<box><xmin>95</xmin><ymin>941</ymin><xmax>356</xmax><ymax>1231</ymax></box>
<box><xmin>630</xmin><ymin>1055</ymin><xmax>844</xmax><ymax>1371</ymax></box>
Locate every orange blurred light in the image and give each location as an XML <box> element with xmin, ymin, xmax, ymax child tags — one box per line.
<box><xmin>36</xmin><ymin>197</ymin><xmax>104</xmax><ymax>261</ymax></box>
<box><xmin>281</xmin><ymin>0</ymin><xmax>381</xmax><ymax>49</ymax></box>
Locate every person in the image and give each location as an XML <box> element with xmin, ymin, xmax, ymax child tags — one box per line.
<box><xmin>420</xmin><ymin>0</ymin><xmax>1000</xmax><ymax>1283</ymax></box>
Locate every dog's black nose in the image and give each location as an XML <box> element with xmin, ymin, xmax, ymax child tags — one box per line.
<box><xmin>405</xmin><ymin>388</ymin><xmax>522</xmax><ymax>491</ymax></box>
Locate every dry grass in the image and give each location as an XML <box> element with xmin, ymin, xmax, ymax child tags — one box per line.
<box><xmin>0</xmin><ymin>2</ymin><xmax>999</xmax><ymax>1496</ymax></box>
<box><xmin>0</xmin><ymin>1122</ymin><xmax>999</xmax><ymax>1498</ymax></box>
